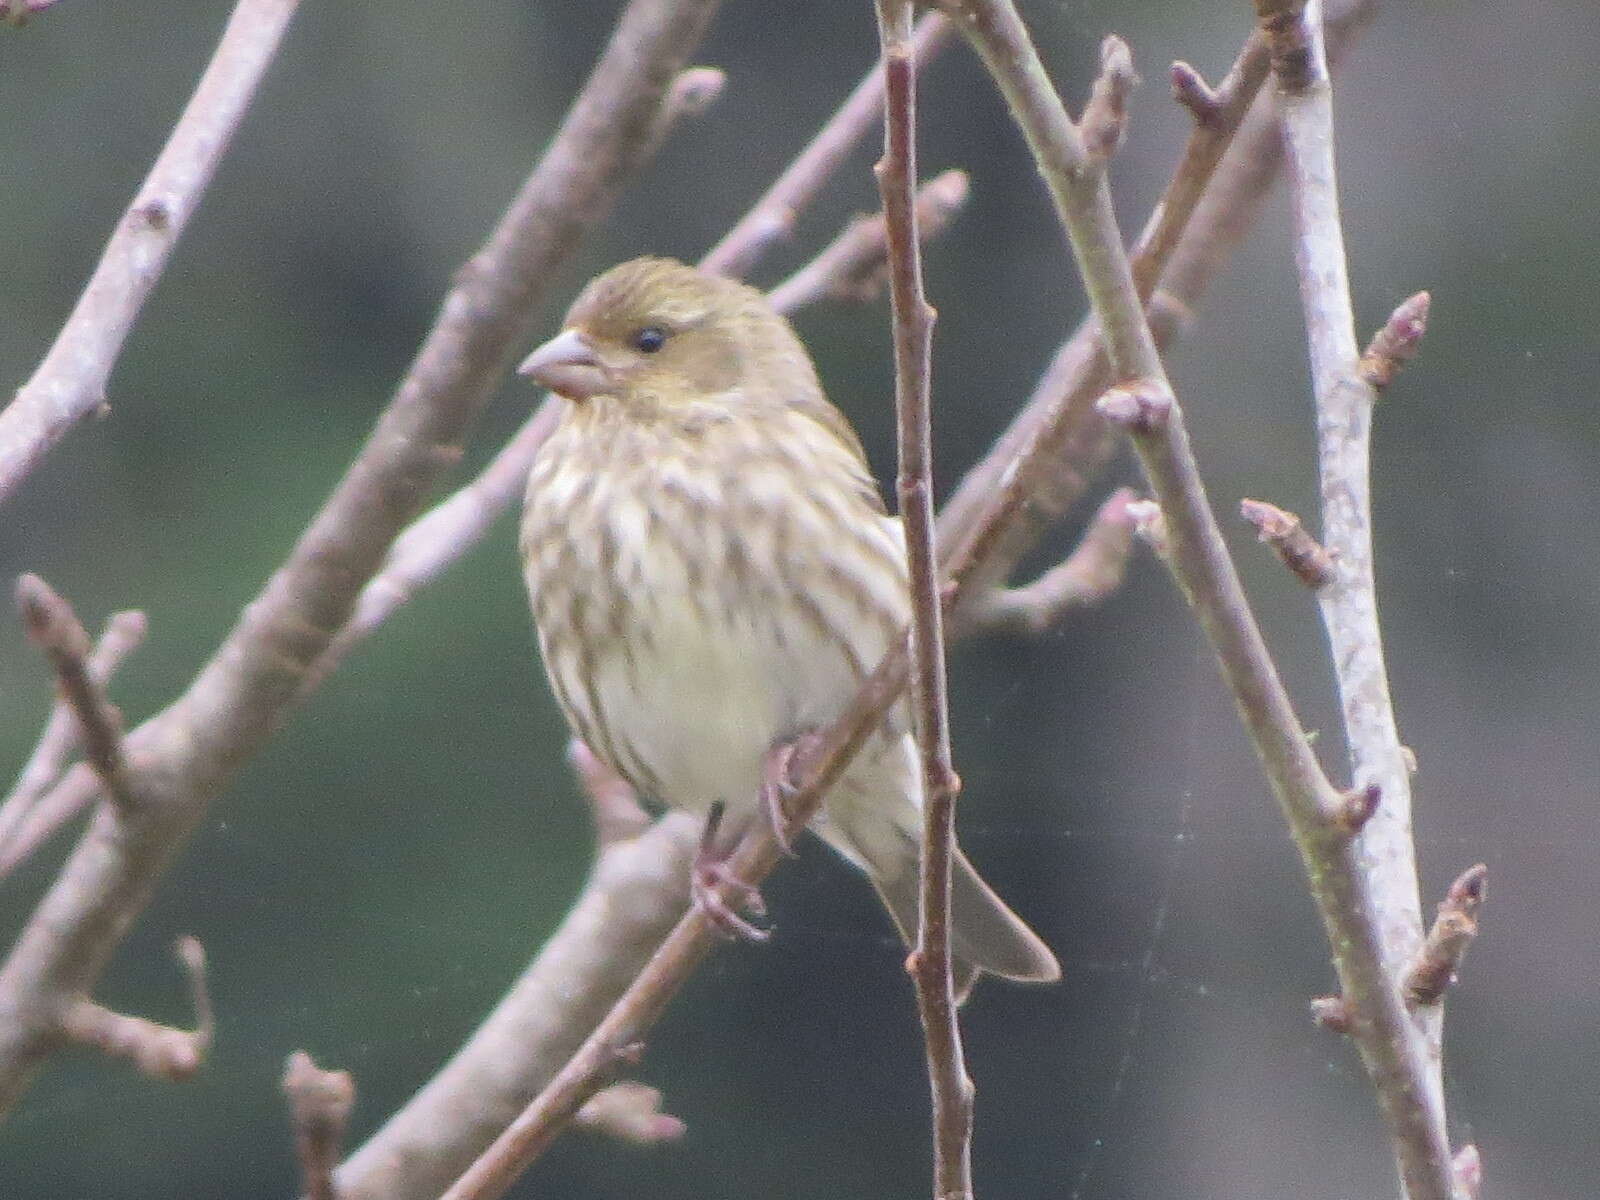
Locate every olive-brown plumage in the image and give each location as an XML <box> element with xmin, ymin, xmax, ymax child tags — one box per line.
<box><xmin>519</xmin><ymin>257</ymin><xmax>1058</xmax><ymax>988</ymax></box>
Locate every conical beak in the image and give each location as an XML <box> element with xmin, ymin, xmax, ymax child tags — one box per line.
<box><xmin>518</xmin><ymin>329</ymin><xmax>612</xmax><ymax>400</ymax></box>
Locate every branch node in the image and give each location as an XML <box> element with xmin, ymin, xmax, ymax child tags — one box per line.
<box><xmin>1358</xmin><ymin>290</ymin><xmax>1431</xmax><ymax>392</ymax></box>
<box><xmin>1080</xmin><ymin>35</ymin><xmax>1139</xmax><ymax>162</ymax></box>
<box><xmin>1169</xmin><ymin>61</ymin><xmax>1222</xmax><ymax>125</ymax></box>
<box><xmin>283</xmin><ymin>1050</ymin><xmax>357</xmax><ymax>1200</ymax></box>
<box><xmin>1123</xmin><ymin>498</ymin><xmax>1168</xmax><ymax>557</ymax></box>
<box><xmin>1253</xmin><ymin>0</ymin><xmax>1316</xmax><ymax>93</ymax></box>
<box><xmin>1095</xmin><ymin>381</ymin><xmax>1172</xmax><ymax>433</ymax></box>
<box><xmin>1239</xmin><ymin>499</ymin><xmax>1336</xmax><ymax>588</ymax></box>
<box><xmin>1334</xmin><ymin>783</ymin><xmax>1381</xmax><ymax>834</ymax></box>
<box><xmin>1404</xmin><ymin>863</ymin><xmax>1486</xmax><ymax>1007</ymax></box>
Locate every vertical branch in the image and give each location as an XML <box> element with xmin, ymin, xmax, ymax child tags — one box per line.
<box><xmin>0</xmin><ymin>0</ymin><xmax>303</xmax><ymax>504</ymax></box>
<box><xmin>873</xmin><ymin>4</ymin><xmax>971</xmax><ymax>1200</ymax></box>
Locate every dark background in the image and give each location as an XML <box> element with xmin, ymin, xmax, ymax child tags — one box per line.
<box><xmin>3</xmin><ymin>1</ymin><xmax>1597</xmax><ymax>1197</ymax></box>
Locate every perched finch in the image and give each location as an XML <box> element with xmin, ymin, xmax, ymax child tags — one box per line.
<box><xmin>518</xmin><ymin>256</ymin><xmax>1059</xmax><ymax>989</ymax></box>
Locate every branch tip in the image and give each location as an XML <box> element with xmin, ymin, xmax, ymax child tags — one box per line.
<box><xmin>1080</xmin><ymin>35</ymin><xmax>1139</xmax><ymax>161</ymax></box>
<box><xmin>575</xmin><ymin>1081</ymin><xmax>687</xmax><ymax>1146</ymax></box>
<box><xmin>1404</xmin><ymin>863</ymin><xmax>1486</xmax><ymax>1007</ymax></box>
<box><xmin>1359</xmin><ymin>290</ymin><xmax>1432</xmax><ymax>392</ymax></box>
<box><xmin>1123</xmin><ymin>498</ymin><xmax>1168</xmax><ymax>556</ymax></box>
<box><xmin>1310</xmin><ymin>994</ymin><xmax>1351</xmax><ymax>1034</ymax></box>
<box><xmin>1239</xmin><ymin>499</ymin><xmax>1336</xmax><ymax>588</ymax></box>
<box><xmin>283</xmin><ymin>1050</ymin><xmax>357</xmax><ymax>1200</ymax></box>
<box><xmin>667</xmin><ymin>66</ymin><xmax>726</xmax><ymax>117</ymax></box>
<box><xmin>567</xmin><ymin>739</ymin><xmax>651</xmax><ymax>847</ymax></box>
<box><xmin>1169</xmin><ymin>61</ymin><xmax>1222</xmax><ymax>125</ymax></box>
<box><xmin>1451</xmin><ymin>1144</ymin><xmax>1483</xmax><ymax>1199</ymax></box>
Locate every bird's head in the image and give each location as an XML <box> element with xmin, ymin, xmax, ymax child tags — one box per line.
<box><xmin>518</xmin><ymin>257</ymin><xmax>815</xmax><ymax>409</ymax></box>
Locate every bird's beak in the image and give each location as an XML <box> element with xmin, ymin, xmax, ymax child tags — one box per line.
<box><xmin>518</xmin><ymin>328</ymin><xmax>612</xmax><ymax>400</ymax></box>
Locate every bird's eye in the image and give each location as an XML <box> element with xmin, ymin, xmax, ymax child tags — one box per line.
<box><xmin>633</xmin><ymin>326</ymin><xmax>668</xmax><ymax>354</ymax></box>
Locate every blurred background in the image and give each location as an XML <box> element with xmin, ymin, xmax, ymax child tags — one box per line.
<box><xmin>2</xmin><ymin>1</ymin><xmax>1597</xmax><ymax>1197</ymax></box>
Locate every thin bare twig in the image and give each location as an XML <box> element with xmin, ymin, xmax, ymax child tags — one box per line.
<box><xmin>58</xmin><ymin>935</ymin><xmax>212</xmax><ymax>1081</ymax></box>
<box><xmin>14</xmin><ymin>576</ymin><xmax>139</xmax><ymax>812</ymax></box>
<box><xmin>1270</xmin><ymin>0</ymin><xmax>1453</xmax><ymax>1193</ymax></box>
<box><xmin>765</xmin><ymin>169</ymin><xmax>969</xmax><ymax>313</ymax></box>
<box><xmin>284</xmin><ymin>1051</ymin><xmax>357</xmax><ymax>1200</ymax></box>
<box><xmin>698</xmin><ymin>11</ymin><xmax>951</xmax><ymax>277</ymax></box>
<box><xmin>0</xmin><ymin>609</ymin><xmax>145</xmax><ymax>853</ymax></box>
<box><xmin>874</xmin><ymin>5</ymin><xmax>972</xmax><ymax>1200</ymax></box>
<box><xmin>1240</xmin><ymin>498</ymin><xmax>1336</xmax><ymax>588</ymax></box>
<box><xmin>0</xmin><ymin>0</ymin><xmax>724</xmax><ymax>1120</ymax></box>
<box><xmin>960</xmin><ymin>488</ymin><xmax>1138</xmax><ymax>635</ymax></box>
<box><xmin>0</xmin><ymin>0</ymin><xmax>303</xmax><ymax>504</ymax></box>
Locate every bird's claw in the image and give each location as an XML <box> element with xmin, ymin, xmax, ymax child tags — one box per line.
<box><xmin>693</xmin><ymin>801</ymin><xmax>771</xmax><ymax>943</ymax></box>
<box><xmin>761</xmin><ymin>733</ymin><xmax>816</xmax><ymax>857</ymax></box>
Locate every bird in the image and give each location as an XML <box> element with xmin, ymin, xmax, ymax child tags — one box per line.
<box><xmin>517</xmin><ymin>255</ymin><xmax>1059</xmax><ymax>991</ymax></box>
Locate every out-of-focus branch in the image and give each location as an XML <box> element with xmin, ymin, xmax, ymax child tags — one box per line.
<box><xmin>1269</xmin><ymin>1</ymin><xmax>1453</xmax><ymax>1195</ymax></box>
<box><xmin>698</xmin><ymin>11</ymin><xmax>951</xmax><ymax>277</ymax></box>
<box><xmin>0</xmin><ymin>608</ymin><xmax>145</xmax><ymax>854</ymax></box>
<box><xmin>873</xmin><ymin>5</ymin><xmax>972</xmax><ymax>1200</ymax></box>
<box><xmin>0</xmin><ymin>0</ymin><xmax>724</xmax><ymax>1121</ymax></box>
<box><xmin>0</xmin><ymin>0</ymin><xmax>302</xmax><ymax>504</ymax></box>
<box><xmin>959</xmin><ymin>487</ymin><xmax>1138</xmax><ymax>636</ymax></box>
<box><xmin>13</xmin><ymin>576</ymin><xmax>139</xmax><ymax>812</ymax></box>
<box><xmin>574</xmin><ymin>1081</ymin><xmax>686</xmax><ymax>1146</ymax></box>
<box><xmin>58</xmin><ymin>936</ymin><xmax>212</xmax><ymax>1081</ymax></box>
<box><xmin>283</xmin><ymin>1051</ymin><xmax>357</xmax><ymax>1200</ymax></box>
<box><xmin>765</xmin><ymin>169</ymin><xmax>969</xmax><ymax>313</ymax></box>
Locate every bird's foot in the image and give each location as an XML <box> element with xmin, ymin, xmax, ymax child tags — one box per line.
<box><xmin>692</xmin><ymin>802</ymin><xmax>770</xmax><ymax>943</ymax></box>
<box><xmin>760</xmin><ymin>731</ymin><xmax>818</xmax><ymax>858</ymax></box>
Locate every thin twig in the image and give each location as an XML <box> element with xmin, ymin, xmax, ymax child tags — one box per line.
<box><xmin>0</xmin><ymin>609</ymin><xmax>145</xmax><ymax>854</ymax></box>
<box><xmin>14</xmin><ymin>576</ymin><xmax>139</xmax><ymax>812</ymax></box>
<box><xmin>284</xmin><ymin>1051</ymin><xmax>357</xmax><ymax>1200</ymax></box>
<box><xmin>58</xmin><ymin>936</ymin><xmax>213</xmax><ymax>1081</ymax></box>
<box><xmin>1240</xmin><ymin>498</ymin><xmax>1336</xmax><ymax>588</ymax></box>
<box><xmin>0</xmin><ymin>0</ymin><xmax>724</xmax><ymax>1120</ymax></box>
<box><xmin>698</xmin><ymin>11</ymin><xmax>952</xmax><ymax>277</ymax></box>
<box><xmin>874</xmin><ymin>5</ymin><xmax>972</xmax><ymax>1200</ymax></box>
<box><xmin>0</xmin><ymin>0</ymin><xmax>303</xmax><ymax>505</ymax></box>
<box><xmin>1269</xmin><ymin>0</ymin><xmax>1453</xmax><ymax>1193</ymax></box>
<box><xmin>765</xmin><ymin>169</ymin><xmax>969</xmax><ymax>313</ymax></box>
<box><xmin>960</xmin><ymin>488</ymin><xmax>1138</xmax><ymax>635</ymax></box>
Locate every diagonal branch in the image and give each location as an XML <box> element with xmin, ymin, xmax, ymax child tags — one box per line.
<box><xmin>0</xmin><ymin>0</ymin><xmax>725</xmax><ymax>1121</ymax></box>
<box><xmin>0</xmin><ymin>0</ymin><xmax>303</xmax><ymax>505</ymax></box>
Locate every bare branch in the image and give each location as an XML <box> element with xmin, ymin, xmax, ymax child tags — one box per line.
<box><xmin>765</xmin><ymin>169</ymin><xmax>970</xmax><ymax>313</ymax></box>
<box><xmin>1272</xmin><ymin>0</ymin><xmax>1453</xmax><ymax>1191</ymax></box>
<box><xmin>873</xmin><ymin>5</ymin><xmax>973</xmax><ymax>1200</ymax></box>
<box><xmin>14</xmin><ymin>576</ymin><xmax>139</xmax><ymax>812</ymax></box>
<box><xmin>284</xmin><ymin>1051</ymin><xmax>357</xmax><ymax>1200</ymax></box>
<box><xmin>1240</xmin><ymin>498</ymin><xmax>1336</xmax><ymax>588</ymax></box>
<box><xmin>960</xmin><ymin>488</ymin><xmax>1138</xmax><ymax>635</ymax></box>
<box><xmin>0</xmin><ymin>609</ymin><xmax>145</xmax><ymax>856</ymax></box>
<box><xmin>0</xmin><ymin>0</ymin><xmax>725</xmax><ymax>1120</ymax></box>
<box><xmin>59</xmin><ymin>936</ymin><xmax>212</xmax><ymax>1081</ymax></box>
<box><xmin>698</xmin><ymin>11</ymin><xmax>952</xmax><ymax>277</ymax></box>
<box><xmin>0</xmin><ymin>0</ymin><xmax>303</xmax><ymax>504</ymax></box>
<box><xmin>1452</xmin><ymin>1145</ymin><xmax>1483</xmax><ymax>1200</ymax></box>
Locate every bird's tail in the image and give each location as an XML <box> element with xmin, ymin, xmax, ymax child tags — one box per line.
<box><xmin>819</xmin><ymin>750</ymin><xmax>1060</xmax><ymax>996</ymax></box>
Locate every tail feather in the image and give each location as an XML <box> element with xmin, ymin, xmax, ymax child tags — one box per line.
<box><xmin>867</xmin><ymin>846</ymin><xmax>1061</xmax><ymax>988</ymax></box>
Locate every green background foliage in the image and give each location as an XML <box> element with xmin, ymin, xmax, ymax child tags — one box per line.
<box><xmin>2</xmin><ymin>1</ymin><xmax>1597</xmax><ymax>1197</ymax></box>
